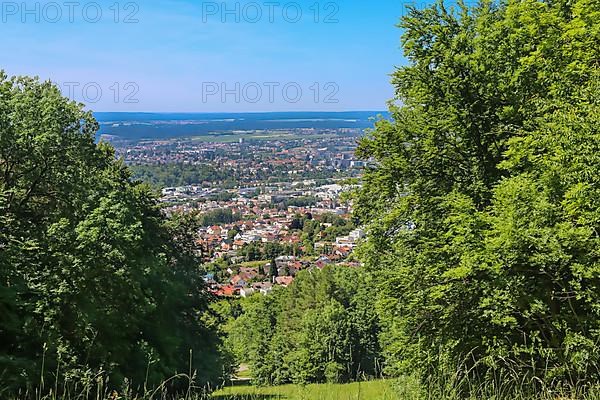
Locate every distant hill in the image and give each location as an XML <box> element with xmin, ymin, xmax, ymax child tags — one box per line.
<box><xmin>94</xmin><ymin>111</ymin><xmax>389</xmax><ymax>140</ymax></box>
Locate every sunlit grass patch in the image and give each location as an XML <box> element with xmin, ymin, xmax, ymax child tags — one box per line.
<box><xmin>211</xmin><ymin>380</ymin><xmax>399</xmax><ymax>400</ymax></box>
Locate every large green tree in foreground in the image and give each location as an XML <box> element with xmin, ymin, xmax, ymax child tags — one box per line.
<box><xmin>356</xmin><ymin>0</ymin><xmax>600</xmax><ymax>387</ymax></box>
<box><xmin>0</xmin><ymin>73</ymin><xmax>229</xmax><ymax>395</ymax></box>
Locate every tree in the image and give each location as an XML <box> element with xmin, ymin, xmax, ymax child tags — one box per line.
<box><xmin>354</xmin><ymin>0</ymin><xmax>600</xmax><ymax>389</ymax></box>
<box><xmin>0</xmin><ymin>73</ymin><xmax>230</xmax><ymax>395</ymax></box>
<box><xmin>225</xmin><ymin>266</ymin><xmax>381</xmax><ymax>385</ymax></box>
<box><xmin>243</xmin><ymin>242</ymin><xmax>262</xmax><ymax>261</ymax></box>
<box><xmin>289</xmin><ymin>215</ymin><xmax>304</xmax><ymax>230</ymax></box>
<box><xmin>228</xmin><ymin>225</ymin><xmax>241</xmax><ymax>241</ymax></box>
<box><xmin>269</xmin><ymin>259</ymin><xmax>279</xmax><ymax>282</ymax></box>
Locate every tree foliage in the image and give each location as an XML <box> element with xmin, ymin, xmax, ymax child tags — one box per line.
<box><xmin>130</xmin><ymin>163</ymin><xmax>234</xmax><ymax>188</ymax></box>
<box><xmin>355</xmin><ymin>0</ymin><xmax>600</xmax><ymax>388</ymax></box>
<box><xmin>0</xmin><ymin>74</ymin><xmax>230</xmax><ymax>395</ymax></box>
<box><xmin>225</xmin><ymin>266</ymin><xmax>381</xmax><ymax>385</ymax></box>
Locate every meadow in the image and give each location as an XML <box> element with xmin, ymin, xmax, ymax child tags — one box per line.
<box><xmin>209</xmin><ymin>375</ymin><xmax>600</xmax><ymax>400</ymax></box>
<box><xmin>211</xmin><ymin>380</ymin><xmax>401</xmax><ymax>400</ymax></box>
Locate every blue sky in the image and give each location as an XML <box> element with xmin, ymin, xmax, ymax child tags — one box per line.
<box><xmin>1</xmin><ymin>1</ymin><xmax>408</xmax><ymax>112</ymax></box>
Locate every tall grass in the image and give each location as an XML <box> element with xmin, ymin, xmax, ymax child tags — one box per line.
<box><xmin>5</xmin><ymin>351</ymin><xmax>600</xmax><ymax>400</ymax></box>
<box><xmin>7</xmin><ymin>375</ymin><xmax>600</xmax><ymax>400</ymax></box>
<box><xmin>3</xmin><ymin>349</ymin><xmax>216</xmax><ymax>400</ymax></box>
<box><xmin>394</xmin><ymin>354</ymin><xmax>600</xmax><ymax>400</ymax></box>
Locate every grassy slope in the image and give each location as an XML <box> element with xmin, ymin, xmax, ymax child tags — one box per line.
<box><xmin>211</xmin><ymin>380</ymin><xmax>399</xmax><ymax>400</ymax></box>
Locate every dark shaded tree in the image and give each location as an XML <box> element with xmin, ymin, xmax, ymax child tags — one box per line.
<box><xmin>0</xmin><ymin>73</ymin><xmax>231</xmax><ymax>395</ymax></box>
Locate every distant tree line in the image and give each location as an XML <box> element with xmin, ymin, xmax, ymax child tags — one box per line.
<box><xmin>274</xmin><ymin>196</ymin><xmax>317</xmax><ymax>209</ymax></box>
<box><xmin>197</xmin><ymin>208</ymin><xmax>242</xmax><ymax>226</ymax></box>
<box><xmin>240</xmin><ymin>242</ymin><xmax>299</xmax><ymax>262</ymax></box>
<box><xmin>130</xmin><ymin>163</ymin><xmax>236</xmax><ymax>188</ymax></box>
<box><xmin>130</xmin><ymin>163</ymin><xmax>353</xmax><ymax>190</ymax></box>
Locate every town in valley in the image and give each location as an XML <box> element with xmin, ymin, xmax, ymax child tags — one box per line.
<box><xmin>106</xmin><ymin>127</ymin><xmax>368</xmax><ymax>298</ymax></box>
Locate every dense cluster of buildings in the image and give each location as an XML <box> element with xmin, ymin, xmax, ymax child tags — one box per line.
<box><xmin>110</xmin><ymin>130</ymin><xmax>368</xmax><ymax>298</ymax></box>
<box><xmin>193</xmin><ymin>198</ymin><xmax>365</xmax><ymax>297</ymax></box>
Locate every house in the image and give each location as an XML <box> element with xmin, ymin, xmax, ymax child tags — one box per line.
<box><xmin>275</xmin><ymin>276</ymin><xmax>294</xmax><ymax>287</ymax></box>
<box><xmin>230</xmin><ymin>275</ymin><xmax>247</xmax><ymax>287</ymax></box>
<box><xmin>251</xmin><ymin>281</ymin><xmax>273</xmax><ymax>295</ymax></box>
<box><xmin>335</xmin><ymin>228</ymin><xmax>365</xmax><ymax>249</ymax></box>
<box><xmin>289</xmin><ymin>261</ymin><xmax>306</xmax><ymax>275</ymax></box>
<box><xmin>220</xmin><ymin>285</ymin><xmax>238</xmax><ymax>297</ymax></box>
<box><xmin>207</xmin><ymin>225</ymin><xmax>222</xmax><ymax>235</ymax></box>
<box><xmin>276</xmin><ymin>255</ymin><xmax>296</xmax><ymax>262</ymax></box>
<box><xmin>203</xmin><ymin>273</ymin><xmax>216</xmax><ymax>284</ymax></box>
<box><xmin>261</xmin><ymin>263</ymin><xmax>272</xmax><ymax>275</ymax></box>
<box><xmin>335</xmin><ymin>246</ymin><xmax>352</xmax><ymax>257</ymax></box>
<box><xmin>240</xmin><ymin>267</ymin><xmax>259</xmax><ymax>275</ymax></box>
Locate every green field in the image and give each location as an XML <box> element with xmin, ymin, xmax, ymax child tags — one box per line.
<box><xmin>238</xmin><ymin>260</ymin><xmax>269</xmax><ymax>268</ymax></box>
<box><xmin>211</xmin><ymin>380</ymin><xmax>400</xmax><ymax>400</ymax></box>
